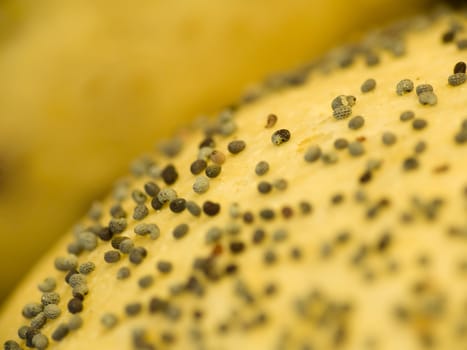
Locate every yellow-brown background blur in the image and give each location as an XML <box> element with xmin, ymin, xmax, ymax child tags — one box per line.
<box><xmin>0</xmin><ymin>0</ymin><xmax>428</xmax><ymax>303</ymax></box>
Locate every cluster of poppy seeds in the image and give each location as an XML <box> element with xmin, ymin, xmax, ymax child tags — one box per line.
<box><xmin>3</xmin><ymin>7</ymin><xmax>467</xmax><ymax>350</ymax></box>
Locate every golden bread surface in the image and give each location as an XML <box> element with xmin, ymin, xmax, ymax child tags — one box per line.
<box><xmin>1</xmin><ymin>10</ymin><xmax>467</xmax><ymax>350</ymax></box>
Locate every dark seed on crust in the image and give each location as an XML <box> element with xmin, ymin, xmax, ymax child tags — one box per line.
<box><xmin>271</xmin><ymin>129</ymin><xmax>291</xmax><ymax>145</ymax></box>
<box><xmin>129</xmin><ymin>247</ymin><xmax>147</xmax><ymax>265</ymax></box>
<box><xmin>348</xmin><ymin>116</ymin><xmax>365</xmax><ymax>130</ymax></box>
<box><xmin>116</xmin><ymin>267</ymin><xmax>131</xmax><ymax>280</ymax></box>
<box><xmin>157</xmin><ymin>261</ymin><xmax>173</xmax><ymax>274</ymax></box>
<box><xmin>173</xmin><ymin>224</ymin><xmax>189</xmax><ymax>239</ymax></box>
<box><xmin>257</xmin><ymin>181</ymin><xmax>273</xmax><ymax>194</ymax></box>
<box><xmin>412</xmin><ymin>119</ymin><xmax>428</xmax><ymax>130</ymax></box>
<box><xmin>104</xmin><ymin>250</ymin><xmax>121</xmax><ymax>263</ymax></box>
<box><xmin>255</xmin><ymin>161</ymin><xmax>270</xmax><ymax>176</ymax></box>
<box><xmin>304</xmin><ymin>145</ymin><xmax>322</xmax><ymax>163</ymax></box>
<box><xmin>169</xmin><ymin>198</ymin><xmax>186</xmax><ymax>213</ymax></box>
<box><xmin>22</xmin><ymin>303</ymin><xmax>43</xmax><ymax>319</ymax></box>
<box><xmin>205</xmin><ymin>164</ymin><xmax>222</xmax><ymax>178</ymax></box>
<box><xmin>448</xmin><ymin>72</ymin><xmax>466</xmax><ymax>86</ymax></box>
<box><xmin>334</xmin><ymin>138</ymin><xmax>348</xmax><ymax>150</ymax></box>
<box><xmin>190</xmin><ymin>159</ymin><xmax>207</xmax><ymax>175</ymax></box>
<box><xmin>418</xmin><ymin>91</ymin><xmax>437</xmax><ymax>106</ymax></box>
<box><xmin>382</xmin><ymin>131</ymin><xmax>397</xmax><ymax>146</ymax></box>
<box><xmin>138</xmin><ymin>275</ymin><xmax>154</xmax><ymax>289</ymax></box>
<box><xmin>67</xmin><ymin>298</ymin><xmax>83</xmax><ymax>314</ymax></box>
<box><xmin>203</xmin><ymin>201</ymin><xmax>221</xmax><ymax>216</ymax></box>
<box><xmin>454</xmin><ymin>61</ymin><xmax>466</xmax><ymax>74</ymax></box>
<box><xmin>186</xmin><ymin>201</ymin><xmax>202</xmax><ymax>217</ymax></box>
<box><xmin>416</xmin><ymin>84</ymin><xmax>433</xmax><ymax>95</ymax></box>
<box><xmin>144</xmin><ymin>182</ymin><xmax>160</xmax><ymax>197</ymax></box>
<box><xmin>265</xmin><ymin>114</ymin><xmax>278</xmax><ymax>128</ymax></box>
<box><xmin>41</xmin><ymin>292</ymin><xmax>60</xmax><ymax>306</ymax></box>
<box><xmin>403</xmin><ymin>157</ymin><xmax>419</xmax><ymax>171</ymax></box>
<box><xmin>333</xmin><ymin>105</ymin><xmax>352</xmax><ymax>120</ymax></box>
<box><xmin>161</xmin><ymin>164</ymin><xmax>178</xmax><ymax>185</ymax></box>
<box><xmin>3</xmin><ymin>340</ymin><xmax>22</xmax><ymax>350</ymax></box>
<box><xmin>227</xmin><ymin>140</ymin><xmax>246</xmax><ymax>154</ymax></box>
<box><xmin>396</xmin><ymin>79</ymin><xmax>414</xmax><ymax>95</ymax></box>
<box><xmin>51</xmin><ymin>324</ymin><xmax>69</xmax><ymax>341</ymax></box>
<box><xmin>400</xmin><ymin>110</ymin><xmax>415</xmax><ymax>122</ymax></box>
<box><xmin>360</xmin><ymin>78</ymin><xmax>376</xmax><ymax>93</ymax></box>
<box><xmin>125</xmin><ymin>303</ymin><xmax>142</xmax><ymax>316</ymax></box>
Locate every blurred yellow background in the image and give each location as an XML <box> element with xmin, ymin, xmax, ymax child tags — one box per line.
<box><xmin>0</xmin><ymin>0</ymin><xmax>428</xmax><ymax>302</ymax></box>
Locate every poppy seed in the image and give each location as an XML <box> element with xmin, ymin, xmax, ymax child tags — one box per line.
<box><xmin>129</xmin><ymin>247</ymin><xmax>147</xmax><ymax>265</ymax></box>
<box><xmin>203</xmin><ymin>201</ymin><xmax>220</xmax><ymax>216</ymax></box>
<box><xmin>41</xmin><ymin>292</ymin><xmax>60</xmax><ymax>306</ymax></box>
<box><xmin>396</xmin><ymin>79</ymin><xmax>414</xmax><ymax>95</ymax></box>
<box><xmin>135</xmin><ymin>223</ymin><xmax>160</xmax><ymax>240</ymax></box>
<box><xmin>30</xmin><ymin>312</ymin><xmax>47</xmax><ymax>329</ymax></box>
<box><xmin>403</xmin><ymin>157</ymin><xmax>419</xmax><ymax>171</ymax></box>
<box><xmin>3</xmin><ymin>340</ymin><xmax>21</xmax><ymax>350</ymax></box>
<box><xmin>138</xmin><ymin>275</ymin><xmax>154</xmax><ymax>289</ymax></box>
<box><xmin>116</xmin><ymin>267</ymin><xmax>131</xmax><ymax>280</ymax></box>
<box><xmin>78</xmin><ymin>261</ymin><xmax>95</xmax><ymax>275</ymax></box>
<box><xmin>104</xmin><ymin>250</ymin><xmax>121</xmax><ymax>263</ymax></box>
<box><xmin>333</xmin><ymin>105</ymin><xmax>352</xmax><ymax>120</ymax></box>
<box><xmin>125</xmin><ymin>303</ymin><xmax>142</xmax><ymax>316</ymax></box>
<box><xmin>38</xmin><ymin>277</ymin><xmax>56</xmax><ymax>293</ymax></box>
<box><xmin>22</xmin><ymin>303</ymin><xmax>43</xmax><ymax>319</ymax></box>
<box><xmin>133</xmin><ymin>204</ymin><xmax>149</xmax><ymax>220</ymax></box>
<box><xmin>304</xmin><ymin>145</ymin><xmax>322</xmax><ymax>163</ymax></box>
<box><xmin>454</xmin><ymin>61</ymin><xmax>466</xmax><ymax>74</ymax></box>
<box><xmin>51</xmin><ymin>324</ymin><xmax>69</xmax><ymax>341</ymax></box>
<box><xmin>157</xmin><ymin>261</ymin><xmax>173</xmax><ymax>274</ymax></box>
<box><xmin>131</xmin><ymin>190</ymin><xmax>147</xmax><ymax>204</ymax></box>
<box><xmin>257</xmin><ymin>181</ymin><xmax>272</xmax><ymax>194</ymax></box>
<box><xmin>255</xmin><ymin>161</ymin><xmax>270</xmax><ymax>176</ymax></box>
<box><xmin>412</xmin><ymin>119</ymin><xmax>428</xmax><ymax>130</ymax></box>
<box><xmin>67</xmin><ymin>298</ymin><xmax>83</xmax><ymax>314</ymax></box>
<box><xmin>205</xmin><ymin>164</ymin><xmax>221</xmax><ymax>178</ymax></box>
<box><xmin>68</xmin><ymin>274</ymin><xmax>86</xmax><ymax>288</ymax></box>
<box><xmin>68</xmin><ymin>315</ymin><xmax>83</xmax><ymax>330</ymax></box>
<box><xmin>418</xmin><ymin>91</ymin><xmax>437</xmax><ymax>105</ymax></box>
<box><xmin>271</xmin><ymin>129</ymin><xmax>291</xmax><ymax>145</ymax></box>
<box><xmin>416</xmin><ymin>84</ymin><xmax>433</xmax><ymax>95</ymax></box>
<box><xmin>193</xmin><ymin>176</ymin><xmax>210</xmax><ymax>194</ymax></box>
<box><xmin>448</xmin><ymin>72</ymin><xmax>466</xmax><ymax>86</ymax></box>
<box><xmin>144</xmin><ymin>182</ymin><xmax>160</xmax><ymax>197</ymax></box>
<box><xmin>31</xmin><ymin>333</ymin><xmax>48</xmax><ymax>350</ymax></box>
<box><xmin>331</xmin><ymin>95</ymin><xmax>356</xmax><ymax>110</ymax></box>
<box><xmin>348</xmin><ymin>142</ymin><xmax>365</xmax><ymax>157</ymax></box>
<box><xmin>190</xmin><ymin>159</ymin><xmax>207</xmax><ymax>175</ymax></box>
<box><xmin>382</xmin><ymin>131</ymin><xmax>397</xmax><ymax>145</ymax></box>
<box><xmin>77</xmin><ymin>231</ymin><xmax>98</xmax><ymax>251</ymax></box>
<box><xmin>360</xmin><ymin>78</ymin><xmax>376</xmax><ymax>93</ymax></box>
<box><xmin>119</xmin><ymin>239</ymin><xmax>134</xmax><ymax>254</ymax></box>
<box><xmin>227</xmin><ymin>140</ymin><xmax>246</xmax><ymax>154</ymax></box>
<box><xmin>210</xmin><ymin>150</ymin><xmax>226</xmax><ymax>165</ymax></box>
<box><xmin>265</xmin><ymin>114</ymin><xmax>278</xmax><ymax>128</ymax></box>
<box><xmin>109</xmin><ymin>203</ymin><xmax>126</xmax><ymax>219</ymax></box>
<box><xmin>400</xmin><ymin>110</ymin><xmax>415</xmax><ymax>122</ymax></box>
<box><xmin>157</xmin><ymin>188</ymin><xmax>177</xmax><ymax>204</ymax></box>
<box><xmin>173</xmin><ymin>224</ymin><xmax>189</xmax><ymax>239</ymax></box>
<box><xmin>161</xmin><ymin>164</ymin><xmax>178</xmax><ymax>185</ymax></box>
<box><xmin>43</xmin><ymin>304</ymin><xmax>61</xmax><ymax>319</ymax></box>
<box><xmin>169</xmin><ymin>198</ymin><xmax>186</xmax><ymax>213</ymax></box>
<box><xmin>348</xmin><ymin>115</ymin><xmax>365</xmax><ymax>130</ymax></box>
<box><xmin>54</xmin><ymin>255</ymin><xmax>78</xmax><ymax>272</ymax></box>
<box><xmin>186</xmin><ymin>201</ymin><xmax>202</xmax><ymax>217</ymax></box>
<box><xmin>101</xmin><ymin>313</ymin><xmax>118</xmax><ymax>329</ymax></box>
<box><xmin>109</xmin><ymin>218</ymin><xmax>127</xmax><ymax>234</ymax></box>
<box><xmin>334</xmin><ymin>138</ymin><xmax>348</xmax><ymax>150</ymax></box>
